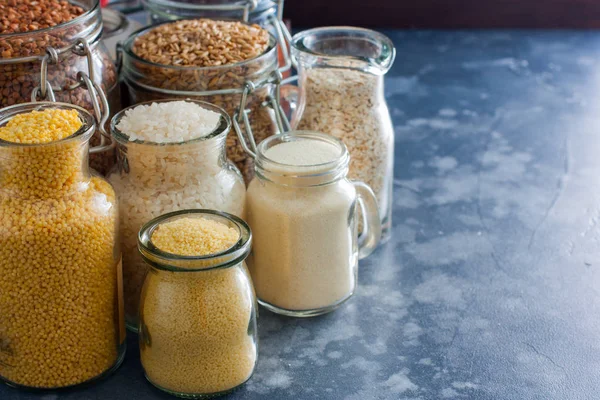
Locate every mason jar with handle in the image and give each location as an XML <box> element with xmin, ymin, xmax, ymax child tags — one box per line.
<box><xmin>244</xmin><ymin>131</ymin><xmax>382</xmax><ymax>317</ymax></box>
<box><xmin>290</xmin><ymin>27</ymin><xmax>396</xmax><ymax>242</ymax></box>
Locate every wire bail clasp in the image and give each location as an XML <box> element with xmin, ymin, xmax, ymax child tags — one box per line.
<box><xmin>76</xmin><ymin>72</ymin><xmax>114</xmax><ymax>154</ymax></box>
<box><xmin>233</xmin><ymin>81</ymin><xmax>258</xmax><ymax>159</ymax></box>
<box><xmin>31</xmin><ymin>47</ymin><xmax>58</xmax><ymax>102</ymax></box>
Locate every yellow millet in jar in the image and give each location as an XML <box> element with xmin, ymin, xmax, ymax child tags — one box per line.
<box><xmin>0</xmin><ymin>109</ymin><xmax>122</xmax><ymax>389</ymax></box>
<box><xmin>151</xmin><ymin>217</ymin><xmax>239</xmax><ymax>256</ymax></box>
<box><xmin>0</xmin><ymin>108</ymin><xmax>82</xmax><ymax>144</ymax></box>
<box><xmin>140</xmin><ymin>217</ymin><xmax>256</xmax><ymax>395</ymax></box>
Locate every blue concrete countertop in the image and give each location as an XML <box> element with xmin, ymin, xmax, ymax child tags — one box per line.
<box><xmin>4</xmin><ymin>30</ymin><xmax>600</xmax><ymax>400</ymax></box>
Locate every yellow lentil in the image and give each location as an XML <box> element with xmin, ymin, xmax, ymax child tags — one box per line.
<box><xmin>140</xmin><ymin>216</ymin><xmax>256</xmax><ymax>395</ymax></box>
<box><xmin>0</xmin><ymin>109</ymin><xmax>123</xmax><ymax>389</ymax></box>
<box><xmin>0</xmin><ymin>109</ymin><xmax>82</xmax><ymax>144</ymax></box>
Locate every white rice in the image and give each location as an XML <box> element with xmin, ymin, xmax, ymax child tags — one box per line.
<box><xmin>116</xmin><ymin>101</ymin><xmax>221</xmax><ymax>142</ymax></box>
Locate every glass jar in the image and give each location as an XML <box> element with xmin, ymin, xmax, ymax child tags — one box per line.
<box><xmin>0</xmin><ymin>102</ymin><xmax>125</xmax><ymax>389</ymax></box>
<box><xmin>0</xmin><ymin>0</ymin><xmax>120</xmax><ymax>175</ymax></box>
<box><xmin>109</xmin><ymin>99</ymin><xmax>246</xmax><ymax>332</ymax></box>
<box><xmin>290</xmin><ymin>27</ymin><xmax>396</xmax><ymax>241</ymax></box>
<box><xmin>143</xmin><ymin>0</ymin><xmax>282</xmax><ymax>26</ymax></box>
<box><xmin>138</xmin><ymin>209</ymin><xmax>257</xmax><ymax>397</ymax></box>
<box><xmin>119</xmin><ymin>21</ymin><xmax>290</xmax><ymax>184</ymax></box>
<box><xmin>245</xmin><ymin>131</ymin><xmax>382</xmax><ymax>317</ymax></box>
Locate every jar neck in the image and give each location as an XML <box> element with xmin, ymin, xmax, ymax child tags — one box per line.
<box><xmin>291</xmin><ymin>27</ymin><xmax>395</xmax><ymax>76</ymax></box>
<box><xmin>0</xmin><ymin>138</ymin><xmax>91</xmax><ymax>199</ymax></box>
<box><xmin>253</xmin><ymin>131</ymin><xmax>350</xmax><ymax>188</ymax></box>
<box><xmin>116</xmin><ymin>135</ymin><xmax>227</xmax><ymax>181</ymax></box>
<box><xmin>255</xmin><ymin>157</ymin><xmax>349</xmax><ymax>187</ymax></box>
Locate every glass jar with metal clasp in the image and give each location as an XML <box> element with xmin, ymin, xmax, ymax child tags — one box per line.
<box><xmin>0</xmin><ymin>0</ymin><xmax>120</xmax><ymax>175</ymax></box>
<box><xmin>119</xmin><ymin>19</ymin><xmax>292</xmax><ymax>184</ymax></box>
<box><xmin>142</xmin><ymin>0</ymin><xmax>284</xmax><ymax>27</ymax></box>
<box><xmin>0</xmin><ymin>89</ymin><xmax>123</xmax><ymax>390</ymax></box>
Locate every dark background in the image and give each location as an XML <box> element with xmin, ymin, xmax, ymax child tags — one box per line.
<box><xmin>284</xmin><ymin>0</ymin><xmax>600</xmax><ymax>28</ymax></box>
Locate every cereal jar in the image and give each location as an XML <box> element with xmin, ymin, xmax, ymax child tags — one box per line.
<box><xmin>138</xmin><ymin>209</ymin><xmax>257</xmax><ymax>397</ymax></box>
<box><xmin>0</xmin><ymin>102</ymin><xmax>125</xmax><ymax>389</ymax></box>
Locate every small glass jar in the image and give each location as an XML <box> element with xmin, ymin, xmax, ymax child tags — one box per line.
<box><xmin>0</xmin><ymin>102</ymin><xmax>125</xmax><ymax>390</ymax></box>
<box><xmin>109</xmin><ymin>99</ymin><xmax>246</xmax><ymax>331</ymax></box>
<box><xmin>246</xmin><ymin>132</ymin><xmax>382</xmax><ymax>317</ymax></box>
<box><xmin>0</xmin><ymin>0</ymin><xmax>120</xmax><ymax>175</ymax></box>
<box><xmin>290</xmin><ymin>27</ymin><xmax>396</xmax><ymax>241</ymax></box>
<box><xmin>120</xmin><ymin>21</ymin><xmax>289</xmax><ymax>184</ymax></box>
<box><xmin>138</xmin><ymin>209</ymin><xmax>257</xmax><ymax>398</ymax></box>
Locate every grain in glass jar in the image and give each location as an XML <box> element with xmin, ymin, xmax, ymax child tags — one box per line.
<box><xmin>0</xmin><ymin>102</ymin><xmax>125</xmax><ymax>390</ymax></box>
<box><xmin>120</xmin><ymin>18</ymin><xmax>290</xmax><ymax>184</ymax></box>
<box><xmin>109</xmin><ymin>99</ymin><xmax>246</xmax><ymax>331</ymax></box>
<box><xmin>0</xmin><ymin>0</ymin><xmax>120</xmax><ymax>175</ymax></box>
<box><xmin>138</xmin><ymin>209</ymin><xmax>257</xmax><ymax>398</ymax></box>
<box><xmin>245</xmin><ymin>132</ymin><xmax>382</xmax><ymax>316</ymax></box>
<box><xmin>291</xmin><ymin>27</ymin><xmax>396</xmax><ymax>241</ymax></box>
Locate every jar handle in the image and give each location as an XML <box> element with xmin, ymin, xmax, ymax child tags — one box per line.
<box><xmin>353</xmin><ymin>181</ymin><xmax>382</xmax><ymax>259</ymax></box>
<box><xmin>76</xmin><ymin>72</ymin><xmax>115</xmax><ymax>154</ymax></box>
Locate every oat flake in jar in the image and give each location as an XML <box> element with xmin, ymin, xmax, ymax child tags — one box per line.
<box><xmin>0</xmin><ymin>102</ymin><xmax>125</xmax><ymax>390</ymax></box>
<box><xmin>291</xmin><ymin>27</ymin><xmax>396</xmax><ymax>241</ymax></box>
<box><xmin>138</xmin><ymin>210</ymin><xmax>257</xmax><ymax>398</ymax></box>
<box><xmin>245</xmin><ymin>132</ymin><xmax>382</xmax><ymax>316</ymax></box>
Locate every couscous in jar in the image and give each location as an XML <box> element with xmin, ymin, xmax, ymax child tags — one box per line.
<box><xmin>138</xmin><ymin>209</ymin><xmax>257</xmax><ymax>398</ymax></box>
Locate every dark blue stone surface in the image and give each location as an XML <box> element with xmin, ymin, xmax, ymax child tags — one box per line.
<box><xmin>4</xmin><ymin>30</ymin><xmax>600</xmax><ymax>400</ymax></box>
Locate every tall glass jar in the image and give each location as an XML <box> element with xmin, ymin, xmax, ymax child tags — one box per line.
<box><xmin>290</xmin><ymin>27</ymin><xmax>396</xmax><ymax>241</ymax></box>
<box><xmin>138</xmin><ymin>209</ymin><xmax>257</xmax><ymax>398</ymax></box>
<box><xmin>245</xmin><ymin>132</ymin><xmax>382</xmax><ymax>317</ymax></box>
<box><xmin>109</xmin><ymin>99</ymin><xmax>246</xmax><ymax>332</ymax></box>
<box><xmin>0</xmin><ymin>0</ymin><xmax>120</xmax><ymax>175</ymax></box>
<box><xmin>0</xmin><ymin>102</ymin><xmax>125</xmax><ymax>390</ymax></box>
<box><xmin>120</xmin><ymin>23</ymin><xmax>288</xmax><ymax>184</ymax></box>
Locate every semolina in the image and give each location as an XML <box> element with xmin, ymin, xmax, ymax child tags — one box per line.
<box><xmin>0</xmin><ymin>105</ymin><xmax>124</xmax><ymax>389</ymax></box>
<box><xmin>139</xmin><ymin>213</ymin><xmax>257</xmax><ymax>397</ymax></box>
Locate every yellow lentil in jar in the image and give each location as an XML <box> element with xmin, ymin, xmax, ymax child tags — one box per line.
<box><xmin>140</xmin><ymin>216</ymin><xmax>257</xmax><ymax>395</ymax></box>
<box><xmin>0</xmin><ymin>108</ymin><xmax>123</xmax><ymax>388</ymax></box>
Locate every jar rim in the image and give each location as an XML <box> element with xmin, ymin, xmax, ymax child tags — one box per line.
<box><xmin>0</xmin><ymin>0</ymin><xmax>100</xmax><ymax>39</ymax></box>
<box><xmin>0</xmin><ymin>101</ymin><xmax>96</xmax><ymax>148</ymax></box>
<box><xmin>138</xmin><ymin>209</ymin><xmax>252</xmax><ymax>272</ymax></box>
<box><xmin>110</xmin><ymin>98</ymin><xmax>231</xmax><ymax>146</ymax></box>
<box><xmin>291</xmin><ymin>26</ymin><xmax>396</xmax><ymax>75</ymax></box>
<box><xmin>122</xmin><ymin>18</ymin><xmax>278</xmax><ymax>73</ymax></box>
<box><xmin>255</xmin><ymin>131</ymin><xmax>350</xmax><ymax>185</ymax></box>
<box><xmin>101</xmin><ymin>8</ymin><xmax>130</xmax><ymax>39</ymax></box>
<box><xmin>142</xmin><ymin>0</ymin><xmax>276</xmax><ymax>13</ymax></box>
